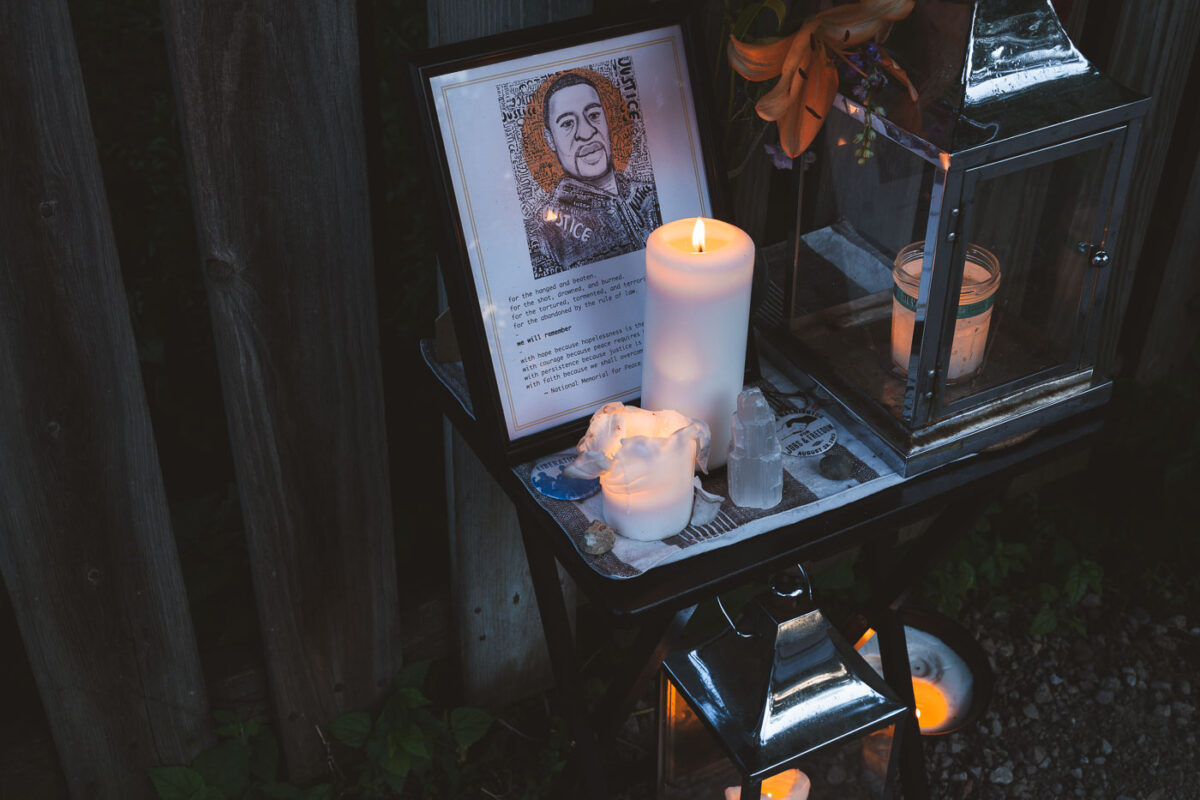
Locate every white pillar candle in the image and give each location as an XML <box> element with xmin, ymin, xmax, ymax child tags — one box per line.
<box><xmin>565</xmin><ymin>403</ymin><xmax>710</xmax><ymax>541</ymax></box>
<box><xmin>642</xmin><ymin>218</ymin><xmax>755</xmax><ymax>468</ymax></box>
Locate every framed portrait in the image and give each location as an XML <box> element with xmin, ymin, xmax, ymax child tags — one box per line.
<box><xmin>409</xmin><ymin>6</ymin><xmax>725</xmax><ymax>461</ymax></box>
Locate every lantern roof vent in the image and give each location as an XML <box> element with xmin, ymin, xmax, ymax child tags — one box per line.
<box><xmin>861</xmin><ymin>0</ymin><xmax>1147</xmax><ymax>163</ymax></box>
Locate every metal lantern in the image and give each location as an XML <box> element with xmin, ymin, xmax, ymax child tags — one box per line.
<box><xmin>658</xmin><ymin>568</ymin><xmax>908</xmax><ymax>799</ymax></box>
<box><xmin>757</xmin><ymin>0</ymin><xmax>1150</xmax><ymax>475</ymax></box>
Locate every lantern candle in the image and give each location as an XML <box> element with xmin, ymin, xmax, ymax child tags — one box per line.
<box><xmin>642</xmin><ymin>217</ymin><xmax>755</xmax><ymax>468</ymax></box>
<box><xmin>565</xmin><ymin>403</ymin><xmax>709</xmax><ymax>541</ymax></box>
<box><xmin>724</xmin><ymin>768</ymin><xmax>811</xmax><ymax>800</ymax></box>
<box><xmin>890</xmin><ymin>242</ymin><xmax>1001</xmax><ymax>382</ymax></box>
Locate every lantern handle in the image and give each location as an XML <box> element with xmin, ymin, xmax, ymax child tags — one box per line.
<box><xmin>715</xmin><ymin>595</ymin><xmax>758</xmax><ymax>639</ymax></box>
<box><xmin>769</xmin><ymin>562</ymin><xmax>813</xmax><ymax>602</ymax></box>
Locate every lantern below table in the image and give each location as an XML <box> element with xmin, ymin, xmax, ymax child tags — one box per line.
<box><xmin>658</xmin><ymin>567</ymin><xmax>908</xmax><ymax>799</ymax></box>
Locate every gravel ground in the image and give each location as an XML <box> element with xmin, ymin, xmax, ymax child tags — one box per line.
<box><xmin>923</xmin><ymin>599</ymin><xmax>1198</xmax><ymax>800</ymax></box>
<box><xmin>608</xmin><ymin>594</ymin><xmax>1198</xmax><ymax>800</ymax></box>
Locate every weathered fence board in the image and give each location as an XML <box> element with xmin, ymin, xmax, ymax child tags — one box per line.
<box><xmin>1092</xmin><ymin>0</ymin><xmax>1200</xmax><ymax>374</ymax></box>
<box><xmin>430</xmin><ymin>0</ymin><xmax>588</xmax><ymax>707</ymax></box>
<box><xmin>0</xmin><ymin>1</ymin><xmax>212</xmax><ymax>796</ymax></box>
<box><xmin>161</xmin><ymin>0</ymin><xmax>401</xmax><ymax>780</ymax></box>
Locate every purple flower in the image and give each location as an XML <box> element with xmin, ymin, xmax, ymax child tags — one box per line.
<box><xmin>764</xmin><ymin>142</ymin><xmax>795</xmax><ymax>170</ymax></box>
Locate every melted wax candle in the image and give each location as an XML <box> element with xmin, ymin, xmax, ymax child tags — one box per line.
<box><xmin>565</xmin><ymin>403</ymin><xmax>710</xmax><ymax>541</ymax></box>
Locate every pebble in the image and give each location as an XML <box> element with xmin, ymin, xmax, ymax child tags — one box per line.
<box><xmin>818</xmin><ymin>451</ymin><xmax>853</xmax><ymax>480</ymax></box>
<box><xmin>581</xmin><ymin>520</ymin><xmax>616</xmax><ymax>555</ymax></box>
<box><xmin>1023</xmin><ymin>703</ymin><xmax>1040</xmax><ymax>720</ymax></box>
<box><xmin>1035</xmin><ymin>685</ymin><xmax>1052</xmax><ymax>703</ymax></box>
<box><xmin>991</xmin><ymin>766</ymin><xmax>1015</xmax><ymax>785</ymax></box>
<box><xmin>1095</xmin><ymin>689</ymin><xmax>1114</xmax><ymax>705</ymax></box>
<box><xmin>1070</xmin><ymin>639</ymin><xmax>1093</xmax><ymax>663</ymax></box>
<box><xmin>1100</xmin><ymin>739</ymin><xmax>1112</xmax><ymax>755</ymax></box>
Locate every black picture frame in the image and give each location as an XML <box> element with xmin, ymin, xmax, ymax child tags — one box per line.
<box><xmin>408</xmin><ymin>4</ymin><xmax>732</xmax><ymax>464</ymax></box>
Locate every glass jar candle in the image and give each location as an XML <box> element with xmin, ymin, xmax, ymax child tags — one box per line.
<box><xmin>890</xmin><ymin>243</ymin><xmax>1001</xmax><ymax>382</ymax></box>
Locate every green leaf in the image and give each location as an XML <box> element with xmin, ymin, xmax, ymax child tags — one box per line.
<box><xmin>762</xmin><ymin>0</ymin><xmax>787</xmax><ymax>29</ymax></box>
<box><xmin>380</xmin><ymin>745</ymin><xmax>412</xmax><ymax>778</ymax></box>
<box><xmin>450</xmin><ymin>707</ymin><xmax>493</xmax><ymax>749</ymax></box>
<box><xmin>149</xmin><ymin>766</ymin><xmax>207</xmax><ymax>800</ymax></box>
<box><xmin>395</xmin><ymin>686</ymin><xmax>432</xmax><ymax>710</ymax></box>
<box><xmin>731</xmin><ymin>2</ymin><xmax>763</xmax><ymax>38</ymax></box>
<box><xmin>329</xmin><ymin>711</ymin><xmax>373</xmax><ymax>748</ymax></box>
<box><xmin>1064</xmin><ymin>563</ymin><xmax>1089</xmax><ymax>605</ymax></box>
<box><xmin>191</xmin><ymin>740</ymin><xmax>250</xmax><ymax>799</ymax></box>
<box><xmin>394</xmin><ymin>725</ymin><xmax>431</xmax><ymax>760</ymax></box>
<box><xmin>393</xmin><ymin>661</ymin><xmax>431</xmax><ymax>690</ymax></box>
<box><xmin>1037</xmin><ymin>581</ymin><xmax>1059</xmax><ymax>604</ymax></box>
<box><xmin>1030</xmin><ymin>606</ymin><xmax>1058</xmax><ymax>636</ymax></box>
<box><xmin>383</xmin><ymin>770</ymin><xmax>408</xmax><ymax>794</ymax></box>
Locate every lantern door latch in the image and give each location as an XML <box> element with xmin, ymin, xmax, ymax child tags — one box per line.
<box><xmin>1089</xmin><ymin>247</ymin><xmax>1110</xmax><ymax>269</ymax></box>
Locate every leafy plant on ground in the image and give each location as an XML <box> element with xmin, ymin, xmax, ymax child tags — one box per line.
<box><xmin>148</xmin><ymin>662</ymin><xmax>491</xmax><ymax>800</ymax></box>
<box><xmin>924</xmin><ymin>495</ymin><xmax>1103</xmax><ymax>637</ymax></box>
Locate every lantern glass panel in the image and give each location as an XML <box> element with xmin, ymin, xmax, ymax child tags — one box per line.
<box><xmin>659</xmin><ymin>680</ymin><xmax>898</xmax><ymax>800</ymax></box>
<box><xmin>776</xmin><ymin>107</ymin><xmax>938</xmax><ymax>421</ymax></box>
<box><xmin>934</xmin><ymin>136</ymin><xmax>1118</xmax><ymax>415</ymax></box>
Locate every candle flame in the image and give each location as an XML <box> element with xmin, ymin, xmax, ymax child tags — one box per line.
<box><xmin>692</xmin><ymin>218</ymin><xmax>706</xmax><ymax>253</ymax></box>
<box><xmin>545</xmin><ymin>208</ymin><xmax>557</xmax><ymax>222</ymax></box>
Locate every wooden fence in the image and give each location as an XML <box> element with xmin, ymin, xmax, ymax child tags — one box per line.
<box><xmin>1</xmin><ymin>0</ymin><xmax>1197</xmax><ymax>796</ymax></box>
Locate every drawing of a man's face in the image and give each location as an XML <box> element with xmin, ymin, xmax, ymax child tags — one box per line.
<box><xmin>543</xmin><ymin>78</ymin><xmax>612</xmax><ymax>183</ymax></box>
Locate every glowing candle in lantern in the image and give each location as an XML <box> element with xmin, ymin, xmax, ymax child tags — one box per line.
<box><xmin>910</xmin><ymin>676</ymin><xmax>951</xmax><ymax>732</ymax></box>
<box><xmin>724</xmin><ymin>768</ymin><xmax>811</xmax><ymax>800</ymax></box>
<box><xmin>891</xmin><ymin>242</ymin><xmax>1001</xmax><ymax>383</ymax></box>
<box><xmin>642</xmin><ymin>217</ymin><xmax>755</xmax><ymax>469</ymax></box>
<box><xmin>565</xmin><ymin>403</ymin><xmax>709</xmax><ymax>541</ymax></box>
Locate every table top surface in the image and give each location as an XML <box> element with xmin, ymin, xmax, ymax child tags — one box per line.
<box><xmin>422</xmin><ymin>338</ymin><xmax>1103</xmax><ymax>620</ymax></box>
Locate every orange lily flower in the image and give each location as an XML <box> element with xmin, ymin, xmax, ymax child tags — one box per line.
<box><xmin>728</xmin><ymin>0</ymin><xmax>917</xmax><ymax>158</ymax></box>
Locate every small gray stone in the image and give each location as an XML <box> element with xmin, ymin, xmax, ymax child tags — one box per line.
<box><xmin>990</xmin><ymin>766</ymin><xmax>1015</xmax><ymax>785</ymax></box>
<box><xmin>1095</xmin><ymin>689</ymin><xmax>1114</xmax><ymax>705</ymax></box>
<box><xmin>1100</xmin><ymin>738</ymin><xmax>1112</xmax><ymax>755</ymax></box>
<box><xmin>1035</xmin><ymin>685</ymin><xmax>1052</xmax><ymax>704</ymax></box>
<box><xmin>1023</xmin><ymin>704</ymin><xmax>1040</xmax><ymax>720</ymax></box>
<box><xmin>818</xmin><ymin>451</ymin><xmax>853</xmax><ymax>480</ymax></box>
<box><xmin>581</xmin><ymin>520</ymin><xmax>616</xmax><ymax>555</ymax></box>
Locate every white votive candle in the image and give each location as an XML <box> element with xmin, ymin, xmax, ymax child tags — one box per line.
<box><xmin>724</xmin><ymin>768</ymin><xmax>811</xmax><ymax>800</ymax></box>
<box><xmin>642</xmin><ymin>218</ymin><xmax>755</xmax><ymax>468</ymax></box>
<box><xmin>565</xmin><ymin>403</ymin><xmax>710</xmax><ymax>541</ymax></box>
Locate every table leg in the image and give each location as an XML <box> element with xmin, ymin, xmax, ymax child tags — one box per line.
<box><xmin>595</xmin><ymin>604</ymin><xmax>698</xmax><ymax>741</ymax></box>
<box><xmin>517</xmin><ymin>509</ymin><xmax>607</xmax><ymax>800</ymax></box>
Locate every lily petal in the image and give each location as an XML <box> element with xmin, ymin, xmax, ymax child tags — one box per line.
<box><xmin>727</xmin><ymin>33</ymin><xmax>793</xmax><ymax>81</ymax></box>
<box><xmin>879</xmin><ymin>51</ymin><xmax>919</xmax><ymax>101</ymax></box>
<box><xmin>756</xmin><ymin>37</ymin><xmax>814</xmax><ymax>121</ymax></box>
<box><xmin>795</xmin><ymin>57</ymin><xmax>839</xmax><ymax>156</ymax></box>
